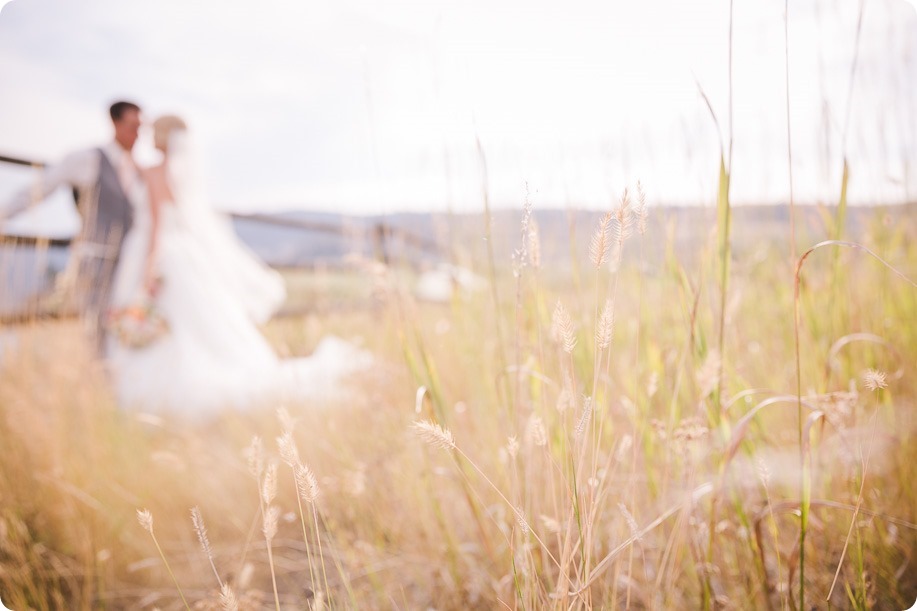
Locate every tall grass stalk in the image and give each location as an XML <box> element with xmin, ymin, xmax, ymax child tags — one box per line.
<box><xmin>295</xmin><ymin>461</ymin><xmax>331</xmax><ymax>601</ymax></box>
<box><xmin>827</xmin><ymin>370</ymin><xmax>887</xmax><ymax>602</ymax></box>
<box><xmin>136</xmin><ymin>509</ymin><xmax>191</xmax><ymax>611</ymax></box>
<box><xmin>412</xmin><ymin>420</ymin><xmax>561</xmax><ymax>570</ymax></box>
<box><xmin>785</xmin><ymin>0</ymin><xmax>796</xmax><ymax>263</ymax></box>
<box><xmin>475</xmin><ymin>134</ymin><xmax>511</xmax><ymax>411</ymax></box>
<box><xmin>756</xmin><ymin>459</ymin><xmax>784</xmax><ymax>610</ymax></box>
<box><xmin>832</xmin><ymin>1</ymin><xmax>864</xmax><ymax>272</ymax></box>
<box><xmin>793</xmin><ymin>240</ymin><xmax>916</xmax><ymax>609</ymax></box>
<box><xmin>262</xmin><ymin>505</ymin><xmax>281</xmax><ymax>611</ymax></box>
<box><xmin>190</xmin><ymin>506</ymin><xmax>222</xmax><ymax>588</ymax></box>
<box><xmin>278</xmin><ymin>430</ymin><xmax>318</xmax><ymax>593</ymax></box>
<box><xmin>294</xmin><ymin>478</ymin><xmax>318</xmax><ymax>593</ymax></box>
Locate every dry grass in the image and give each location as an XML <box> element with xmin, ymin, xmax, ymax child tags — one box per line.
<box><xmin>0</xmin><ymin>205</ymin><xmax>916</xmax><ymax>610</ymax></box>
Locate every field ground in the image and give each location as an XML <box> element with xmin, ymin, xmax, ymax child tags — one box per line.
<box><xmin>0</xmin><ymin>204</ymin><xmax>915</xmax><ymax>609</ymax></box>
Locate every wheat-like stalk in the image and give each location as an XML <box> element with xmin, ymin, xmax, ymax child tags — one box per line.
<box><xmin>575</xmin><ymin>396</ymin><xmax>593</xmax><ymax>439</ymax></box>
<box><xmin>556</xmin><ymin>376</ymin><xmax>576</xmax><ymax>412</ymax></box>
<box><xmin>528</xmin><ymin>217</ymin><xmax>541</xmax><ymax>269</ymax></box>
<box><xmin>526</xmin><ymin>414</ymin><xmax>547</xmax><ymax>447</ymax></box>
<box><xmin>244</xmin><ymin>436</ymin><xmax>264</xmax><ymax>480</ymax></box>
<box><xmin>513</xmin><ymin>184</ymin><xmax>534</xmax><ymax>277</ymax></box>
<box><xmin>615</xmin><ymin>189</ymin><xmax>633</xmax><ymax>241</ymax></box>
<box><xmin>696</xmin><ymin>350</ymin><xmax>722</xmax><ymax>398</ymax></box>
<box><xmin>596</xmin><ymin>298</ymin><xmax>615</xmax><ymax>350</ymax></box>
<box><xmin>635</xmin><ymin>181</ymin><xmax>648</xmax><ymax>236</ymax></box>
<box><xmin>829</xmin><ymin>369</ymin><xmax>889</xmax><ymax>600</ymax></box>
<box><xmin>551</xmin><ymin>301</ymin><xmax>577</xmax><ymax>354</ymax></box>
<box><xmin>277</xmin><ymin>405</ymin><xmax>296</xmax><ymax>433</ymax></box>
<box><xmin>295</xmin><ymin>462</ymin><xmax>320</xmax><ymax>503</ymax></box>
<box><xmin>136</xmin><ymin>509</ymin><xmax>153</xmax><ymax>533</ymax></box>
<box><xmin>277</xmin><ymin>431</ymin><xmax>300</xmax><ymax>467</ymax></box>
<box><xmin>136</xmin><ymin>509</ymin><xmax>190</xmax><ymax>610</ymax></box>
<box><xmin>262</xmin><ymin>504</ymin><xmax>281</xmax><ymax>611</ymax></box>
<box><xmin>219</xmin><ymin>583</ymin><xmax>239</xmax><ymax>611</ymax></box>
<box><xmin>289</xmin><ymin>459</ymin><xmax>331</xmax><ymax>599</ymax></box>
<box><xmin>412</xmin><ymin>420</ymin><xmax>456</xmax><ymax>450</ymax></box>
<box><xmin>505</xmin><ymin>435</ymin><xmax>520</xmax><ymax>459</ymax></box>
<box><xmin>618</xmin><ymin>503</ymin><xmax>640</xmax><ymax>540</ymax></box>
<box><xmin>261</xmin><ymin>462</ymin><xmax>278</xmax><ymax>506</ymax></box>
<box><xmin>191</xmin><ymin>506</ymin><xmax>222</xmax><ymax>587</ymax></box>
<box><xmin>515</xmin><ymin>505</ymin><xmax>530</xmax><ymax>534</ymax></box>
<box><xmin>408</xmin><ymin>423</ymin><xmax>561</xmax><ymax>571</ymax></box>
<box><xmin>290</xmin><ymin>460</ymin><xmax>319</xmax><ymax>593</ymax></box>
<box><xmin>589</xmin><ymin>212</ymin><xmax>613</xmax><ymax>269</ymax></box>
<box><xmin>262</xmin><ymin>505</ymin><xmax>279</xmax><ymax>542</ymax></box>
<box><xmin>190</xmin><ymin>507</ymin><xmax>212</xmax><ymax>557</ymax></box>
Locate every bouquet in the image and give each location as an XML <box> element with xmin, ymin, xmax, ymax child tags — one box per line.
<box><xmin>107</xmin><ymin>296</ymin><xmax>170</xmax><ymax>349</ymax></box>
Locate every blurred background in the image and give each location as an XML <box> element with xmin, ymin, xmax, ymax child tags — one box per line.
<box><xmin>1</xmin><ymin>0</ymin><xmax>915</xmax><ymax>314</ymax></box>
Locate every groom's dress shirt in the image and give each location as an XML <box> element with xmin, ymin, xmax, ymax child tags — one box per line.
<box><xmin>0</xmin><ymin>141</ymin><xmax>137</xmax><ymax>223</ymax></box>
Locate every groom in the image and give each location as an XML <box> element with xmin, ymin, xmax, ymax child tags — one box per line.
<box><xmin>0</xmin><ymin>100</ymin><xmax>143</xmax><ymax>354</ymax></box>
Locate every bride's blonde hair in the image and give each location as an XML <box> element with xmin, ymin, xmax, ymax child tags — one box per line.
<box><xmin>153</xmin><ymin>115</ymin><xmax>187</xmax><ymax>151</ymax></box>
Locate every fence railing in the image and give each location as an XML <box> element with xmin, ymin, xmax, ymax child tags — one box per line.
<box><xmin>0</xmin><ymin>153</ymin><xmax>45</xmax><ymax>168</ymax></box>
<box><xmin>0</xmin><ymin>152</ymin><xmax>442</xmax><ymax>260</ymax></box>
<box><xmin>1</xmin><ymin>152</ymin><xmax>446</xmax><ymax>323</ymax></box>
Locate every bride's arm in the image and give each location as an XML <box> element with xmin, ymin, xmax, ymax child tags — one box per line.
<box><xmin>143</xmin><ymin>166</ymin><xmax>165</xmax><ymax>295</ymax></box>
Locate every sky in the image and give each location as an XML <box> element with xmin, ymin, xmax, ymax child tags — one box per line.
<box><xmin>0</xmin><ymin>0</ymin><xmax>915</xmax><ymax>223</ymax></box>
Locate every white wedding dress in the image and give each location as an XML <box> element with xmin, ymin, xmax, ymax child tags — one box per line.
<box><xmin>106</xmin><ymin>134</ymin><xmax>371</xmax><ymax>415</ymax></box>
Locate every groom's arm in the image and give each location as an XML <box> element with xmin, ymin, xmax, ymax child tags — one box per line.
<box><xmin>0</xmin><ymin>148</ymin><xmax>99</xmax><ymax>224</ymax></box>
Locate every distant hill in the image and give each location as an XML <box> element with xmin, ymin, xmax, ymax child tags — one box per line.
<box><xmin>2</xmin><ymin>202</ymin><xmax>912</xmax><ymax>317</ymax></box>
<box><xmin>230</xmin><ymin>202</ymin><xmax>915</xmax><ymax>269</ymax></box>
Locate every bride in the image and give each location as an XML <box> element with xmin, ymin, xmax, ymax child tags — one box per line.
<box><xmin>106</xmin><ymin>115</ymin><xmax>370</xmax><ymax>414</ymax></box>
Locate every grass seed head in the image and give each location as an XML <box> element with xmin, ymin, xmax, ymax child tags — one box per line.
<box><xmin>864</xmin><ymin>369</ymin><xmax>887</xmax><ymax>392</ymax></box>
<box><xmin>589</xmin><ymin>212</ymin><xmax>613</xmax><ymax>269</ymax></box>
<box><xmin>696</xmin><ymin>350</ymin><xmax>722</xmax><ymax>398</ymax></box>
<box><xmin>556</xmin><ymin>385</ymin><xmax>575</xmax><ymax>413</ymax></box>
<box><xmin>136</xmin><ymin>509</ymin><xmax>153</xmax><ymax>533</ymax></box>
<box><xmin>619</xmin><ymin>502</ymin><xmax>640</xmax><ymax>540</ymax></box>
<box><xmin>615</xmin><ymin>434</ymin><xmax>633</xmax><ymax>462</ymax></box>
<box><xmin>514</xmin><ymin>505</ymin><xmax>530</xmax><ymax>534</ymax></box>
<box><xmin>276</xmin><ymin>406</ymin><xmax>295</xmax><ymax>433</ymax></box>
<box><xmin>277</xmin><ymin>431</ymin><xmax>300</xmax><ymax>467</ymax></box>
<box><xmin>190</xmin><ymin>506</ymin><xmax>213</xmax><ymax>558</ymax></box>
<box><xmin>261</xmin><ymin>462</ymin><xmax>278</xmax><ymax>505</ymax></box>
<box><xmin>412</xmin><ymin>420</ymin><xmax>456</xmax><ymax>450</ymax></box>
<box><xmin>635</xmin><ymin>180</ymin><xmax>648</xmax><ymax>235</ymax></box>
<box><xmin>219</xmin><ymin>583</ymin><xmax>239</xmax><ymax>611</ymax></box>
<box><xmin>756</xmin><ymin>457</ymin><xmax>771</xmax><ymax>488</ymax></box>
<box><xmin>551</xmin><ymin>301</ymin><xmax>576</xmax><ymax>353</ymax></box>
<box><xmin>506</xmin><ymin>435</ymin><xmax>520</xmax><ymax>459</ymax></box>
<box><xmin>614</xmin><ymin>188</ymin><xmax>634</xmax><ymax>247</ymax></box>
<box><xmin>295</xmin><ymin>462</ymin><xmax>320</xmax><ymax>503</ymax></box>
<box><xmin>244</xmin><ymin>436</ymin><xmax>264</xmax><ymax>480</ymax></box>
<box><xmin>527</xmin><ymin>414</ymin><xmax>547</xmax><ymax>447</ymax></box>
<box><xmin>596</xmin><ymin>298</ymin><xmax>615</xmax><ymax>350</ymax></box>
<box><xmin>540</xmin><ymin>514</ymin><xmax>561</xmax><ymax>534</ymax></box>
<box><xmin>262</xmin><ymin>505</ymin><xmax>280</xmax><ymax>541</ymax></box>
<box><xmin>528</xmin><ymin>217</ymin><xmax>541</xmax><ymax>269</ymax></box>
<box><xmin>575</xmin><ymin>396</ymin><xmax>594</xmax><ymax>439</ymax></box>
<box><xmin>647</xmin><ymin>371</ymin><xmax>659</xmax><ymax>398</ymax></box>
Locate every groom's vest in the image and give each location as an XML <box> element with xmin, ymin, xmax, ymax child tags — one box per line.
<box><xmin>77</xmin><ymin>148</ymin><xmax>135</xmax><ymax>255</ymax></box>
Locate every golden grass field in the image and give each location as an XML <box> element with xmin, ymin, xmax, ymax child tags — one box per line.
<box><xmin>0</xmin><ymin>200</ymin><xmax>915</xmax><ymax>610</ymax></box>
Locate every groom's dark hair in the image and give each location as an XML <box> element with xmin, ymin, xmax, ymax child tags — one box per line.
<box><xmin>109</xmin><ymin>101</ymin><xmax>141</xmax><ymax>121</ymax></box>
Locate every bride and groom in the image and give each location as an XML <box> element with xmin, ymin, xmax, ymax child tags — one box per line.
<box><xmin>0</xmin><ymin>101</ymin><xmax>371</xmax><ymax>414</ymax></box>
